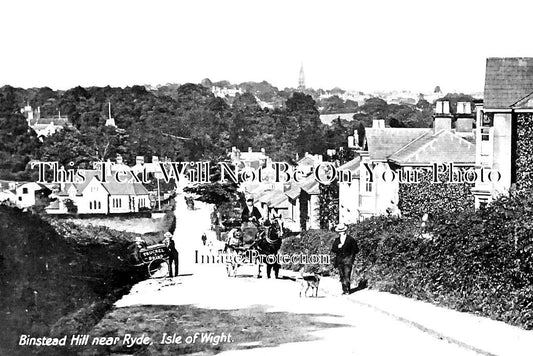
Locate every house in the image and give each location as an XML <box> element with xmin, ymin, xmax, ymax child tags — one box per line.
<box><xmin>296</xmin><ymin>173</ymin><xmax>321</xmax><ymax>230</ymax></box>
<box><xmin>0</xmin><ymin>180</ymin><xmax>49</xmax><ymax>209</ymax></box>
<box><xmin>472</xmin><ymin>57</ymin><xmax>533</xmax><ymax>208</ymax></box>
<box><xmin>21</xmin><ymin>105</ymin><xmax>70</xmax><ymax>138</ymax></box>
<box><xmin>47</xmin><ymin>170</ymin><xmax>150</xmax><ymax>215</ymax></box>
<box><xmin>337</xmin><ymin>157</ymin><xmax>361</xmax><ymax>224</ymax></box>
<box><xmin>348</xmin><ymin>100</ymin><xmax>476</xmax><ymax>219</ymax></box>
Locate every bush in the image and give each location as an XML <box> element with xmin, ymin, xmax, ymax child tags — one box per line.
<box><xmin>345</xmin><ymin>192</ymin><xmax>533</xmax><ymax>329</ymax></box>
<box><xmin>280</xmin><ymin>229</ymin><xmax>337</xmax><ymax>275</ymax></box>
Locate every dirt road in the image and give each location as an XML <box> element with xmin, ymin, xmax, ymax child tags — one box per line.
<box><xmin>96</xmin><ymin>196</ymin><xmax>485</xmax><ymax>356</ymax></box>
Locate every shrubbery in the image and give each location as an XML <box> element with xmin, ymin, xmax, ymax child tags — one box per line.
<box><xmin>282</xmin><ymin>192</ymin><xmax>533</xmax><ymax>329</ymax></box>
<box><xmin>280</xmin><ymin>229</ymin><xmax>337</xmax><ymax>275</ymax></box>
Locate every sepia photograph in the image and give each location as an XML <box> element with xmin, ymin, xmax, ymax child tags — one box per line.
<box><xmin>1</xmin><ymin>0</ymin><xmax>532</xmax><ymax>355</ymax></box>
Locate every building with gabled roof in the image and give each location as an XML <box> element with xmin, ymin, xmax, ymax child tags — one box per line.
<box><xmin>351</xmin><ymin>106</ymin><xmax>476</xmax><ymax>219</ymax></box>
<box><xmin>47</xmin><ymin>169</ymin><xmax>150</xmax><ymax>215</ymax></box>
<box><xmin>472</xmin><ymin>57</ymin><xmax>533</xmax><ymax>208</ymax></box>
<box><xmin>0</xmin><ymin>180</ymin><xmax>50</xmax><ymax>209</ymax></box>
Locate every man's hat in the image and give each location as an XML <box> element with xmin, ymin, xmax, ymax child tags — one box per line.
<box><xmin>164</xmin><ymin>232</ymin><xmax>173</xmax><ymax>238</ymax></box>
<box><xmin>135</xmin><ymin>236</ymin><xmax>144</xmax><ymax>243</ymax></box>
<box><xmin>335</xmin><ymin>223</ymin><xmax>348</xmax><ymax>232</ymax></box>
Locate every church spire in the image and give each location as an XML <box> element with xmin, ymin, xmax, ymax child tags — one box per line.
<box><xmin>105</xmin><ymin>101</ymin><xmax>116</xmax><ymax>127</ymax></box>
<box><xmin>298</xmin><ymin>62</ymin><xmax>305</xmax><ymax>90</ymax></box>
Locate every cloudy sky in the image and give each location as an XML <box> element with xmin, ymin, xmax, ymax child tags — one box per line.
<box><xmin>0</xmin><ymin>0</ymin><xmax>531</xmax><ymax>93</ymax></box>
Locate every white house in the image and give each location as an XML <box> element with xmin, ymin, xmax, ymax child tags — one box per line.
<box><xmin>47</xmin><ymin>170</ymin><xmax>150</xmax><ymax>215</ymax></box>
<box><xmin>347</xmin><ymin>101</ymin><xmax>476</xmax><ymax>220</ymax></box>
<box><xmin>337</xmin><ymin>157</ymin><xmax>361</xmax><ymax>224</ymax></box>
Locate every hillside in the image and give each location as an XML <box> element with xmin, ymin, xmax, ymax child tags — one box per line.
<box><xmin>0</xmin><ymin>206</ymin><xmax>152</xmax><ymax>355</ymax></box>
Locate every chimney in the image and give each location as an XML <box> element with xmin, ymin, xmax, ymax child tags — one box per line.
<box><xmin>248</xmin><ymin>147</ymin><xmax>252</xmax><ymax>153</ymax></box>
<box><xmin>433</xmin><ymin>100</ymin><xmax>451</xmax><ymax>132</ymax></box>
<box><xmin>116</xmin><ymin>154</ymin><xmax>123</xmax><ymax>165</ymax></box>
<box><xmin>136</xmin><ymin>156</ymin><xmax>144</xmax><ymax>165</ymax></box>
<box><xmin>261</xmin><ymin>148</ymin><xmax>265</xmax><ymax>154</ymax></box>
<box><xmin>152</xmin><ymin>156</ymin><xmax>159</xmax><ymax>164</ymax></box>
<box><xmin>456</xmin><ymin>118</ymin><xmax>474</xmax><ymax>132</ymax></box>
<box><xmin>347</xmin><ymin>135</ymin><xmax>355</xmax><ymax>148</ymax></box>
<box><xmin>372</xmin><ymin>119</ymin><xmax>385</xmax><ymax>128</ymax></box>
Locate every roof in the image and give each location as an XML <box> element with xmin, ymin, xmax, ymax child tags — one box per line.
<box><xmin>258</xmin><ymin>190</ymin><xmax>287</xmax><ymax>207</ymax></box>
<box><xmin>269</xmin><ymin>192</ymin><xmax>289</xmax><ymax>207</ymax></box>
<box><xmin>29</xmin><ymin>117</ymin><xmax>70</xmax><ymax>126</ymax></box>
<box><xmin>365</xmin><ymin>128</ymin><xmax>430</xmax><ymax>161</ymax></box>
<box><xmin>388</xmin><ymin>130</ymin><xmax>475</xmax><ymax>164</ymax></box>
<box><xmin>338</xmin><ymin>157</ymin><xmax>361</xmax><ymax>177</ymax></box>
<box><xmin>284</xmin><ymin>184</ymin><xmax>301</xmax><ymax>199</ymax></box>
<box><xmin>484</xmin><ymin>57</ymin><xmax>533</xmax><ymax>109</ymax></box>
<box><xmin>299</xmin><ymin>174</ymin><xmax>320</xmax><ymax>195</ymax></box>
<box><xmin>297</xmin><ymin>155</ymin><xmax>319</xmax><ymax>167</ymax></box>
<box><xmin>58</xmin><ymin>170</ymin><xmax>149</xmax><ymax>196</ymax></box>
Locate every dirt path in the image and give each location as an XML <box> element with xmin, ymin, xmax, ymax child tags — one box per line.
<box><xmin>96</xmin><ymin>196</ymin><xmax>482</xmax><ymax>356</ymax></box>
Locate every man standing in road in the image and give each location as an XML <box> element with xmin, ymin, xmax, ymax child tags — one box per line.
<box><xmin>331</xmin><ymin>223</ymin><xmax>359</xmax><ymax>295</ymax></box>
<box><xmin>164</xmin><ymin>232</ymin><xmax>179</xmax><ymax>278</ymax></box>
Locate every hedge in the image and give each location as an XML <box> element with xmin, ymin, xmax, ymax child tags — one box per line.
<box><xmin>282</xmin><ymin>192</ymin><xmax>533</xmax><ymax>329</ymax></box>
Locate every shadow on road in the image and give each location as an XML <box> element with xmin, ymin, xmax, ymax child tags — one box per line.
<box><xmin>82</xmin><ymin>304</ymin><xmax>350</xmax><ymax>355</ymax></box>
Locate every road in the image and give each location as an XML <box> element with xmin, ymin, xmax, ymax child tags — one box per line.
<box><xmin>113</xmin><ymin>195</ymin><xmax>482</xmax><ymax>356</ymax></box>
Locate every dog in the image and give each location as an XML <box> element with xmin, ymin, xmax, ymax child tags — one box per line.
<box><xmin>298</xmin><ymin>268</ymin><xmax>322</xmax><ymax>298</ymax></box>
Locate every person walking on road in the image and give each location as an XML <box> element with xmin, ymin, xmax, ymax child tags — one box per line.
<box><xmin>164</xmin><ymin>232</ymin><xmax>179</xmax><ymax>278</ymax></box>
<box><xmin>331</xmin><ymin>223</ymin><xmax>359</xmax><ymax>295</ymax></box>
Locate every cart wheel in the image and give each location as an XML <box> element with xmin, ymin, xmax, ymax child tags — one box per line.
<box><xmin>148</xmin><ymin>259</ymin><xmax>169</xmax><ymax>278</ymax></box>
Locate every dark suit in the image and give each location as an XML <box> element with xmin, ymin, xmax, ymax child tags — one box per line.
<box><xmin>167</xmin><ymin>239</ymin><xmax>179</xmax><ymax>277</ymax></box>
<box><xmin>241</xmin><ymin>206</ymin><xmax>262</xmax><ymax>223</ymax></box>
<box><xmin>331</xmin><ymin>235</ymin><xmax>359</xmax><ymax>293</ymax></box>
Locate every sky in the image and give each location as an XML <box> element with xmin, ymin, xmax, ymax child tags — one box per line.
<box><xmin>0</xmin><ymin>0</ymin><xmax>532</xmax><ymax>94</ymax></box>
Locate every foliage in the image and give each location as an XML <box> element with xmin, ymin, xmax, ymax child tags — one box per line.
<box><xmin>318</xmin><ymin>182</ymin><xmax>338</xmax><ymax>230</ymax></box>
<box><xmin>0</xmin><ymin>206</ymin><xmax>147</xmax><ymax>355</ymax></box>
<box><xmin>318</xmin><ymin>95</ymin><xmax>358</xmax><ymax>114</ymax></box>
<box><xmin>282</xmin><ymin>191</ymin><xmax>533</xmax><ymax>329</ymax></box>
<box><xmin>0</xmin><ymin>86</ymin><xmax>41</xmax><ymax>180</ymax></box>
<box><xmin>299</xmin><ymin>190</ymin><xmax>310</xmax><ymax>231</ymax></box>
<box><xmin>516</xmin><ymin>113</ymin><xmax>533</xmax><ymax>192</ymax></box>
<box><xmin>398</xmin><ymin>170</ymin><xmax>475</xmax><ymax>219</ymax></box>
<box><xmin>184</xmin><ymin>182</ymin><xmax>242</xmax><ymax>206</ymax></box>
<box><xmin>350</xmin><ymin>97</ymin><xmax>433</xmax><ymax>130</ymax></box>
<box><xmin>279</xmin><ymin>229</ymin><xmax>337</xmax><ymax>274</ymax></box>
<box><xmin>347</xmin><ymin>192</ymin><xmax>533</xmax><ymax>329</ymax></box>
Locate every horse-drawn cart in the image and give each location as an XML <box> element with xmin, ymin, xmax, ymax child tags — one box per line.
<box><xmin>224</xmin><ymin>221</ymin><xmax>282</xmax><ymax>278</ymax></box>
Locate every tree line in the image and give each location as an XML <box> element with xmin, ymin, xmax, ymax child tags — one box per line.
<box><xmin>0</xmin><ymin>84</ymin><xmax>433</xmax><ymax>181</ymax></box>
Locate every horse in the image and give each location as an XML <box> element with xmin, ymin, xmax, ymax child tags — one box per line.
<box><xmin>223</xmin><ymin>221</ymin><xmax>282</xmax><ymax>278</ymax></box>
<box><xmin>253</xmin><ymin>220</ymin><xmax>283</xmax><ymax>279</ymax></box>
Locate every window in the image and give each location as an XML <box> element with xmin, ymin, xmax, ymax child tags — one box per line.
<box><xmin>98</xmin><ymin>201</ymin><xmax>101</xmax><ymax>209</ymax></box>
<box><xmin>22</xmin><ymin>187</ymin><xmax>28</xmax><ymax>194</ymax></box>
<box><xmin>90</xmin><ymin>202</ymin><xmax>93</xmax><ymax>209</ymax></box>
<box><xmin>481</xmin><ymin>127</ymin><xmax>490</xmax><ymax>141</ymax></box>
<box><xmin>482</xmin><ymin>113</ymin><xmax>493</xmax><ymax>126</ymax></box>
<box><xmin>365</xmin><ymin>181</ymin><xmax>373</xmax><ymax>193</ymax></box>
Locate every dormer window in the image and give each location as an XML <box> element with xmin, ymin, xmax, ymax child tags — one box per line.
<box><xmin>435</xmin><ymin>101</ymin><xmax>450</xmax><ymax>114</ymax></box>
<box><xmin>456</xmin><ymin>102</ymin><xmax>472</xmax><ymax>114</ymax></box>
